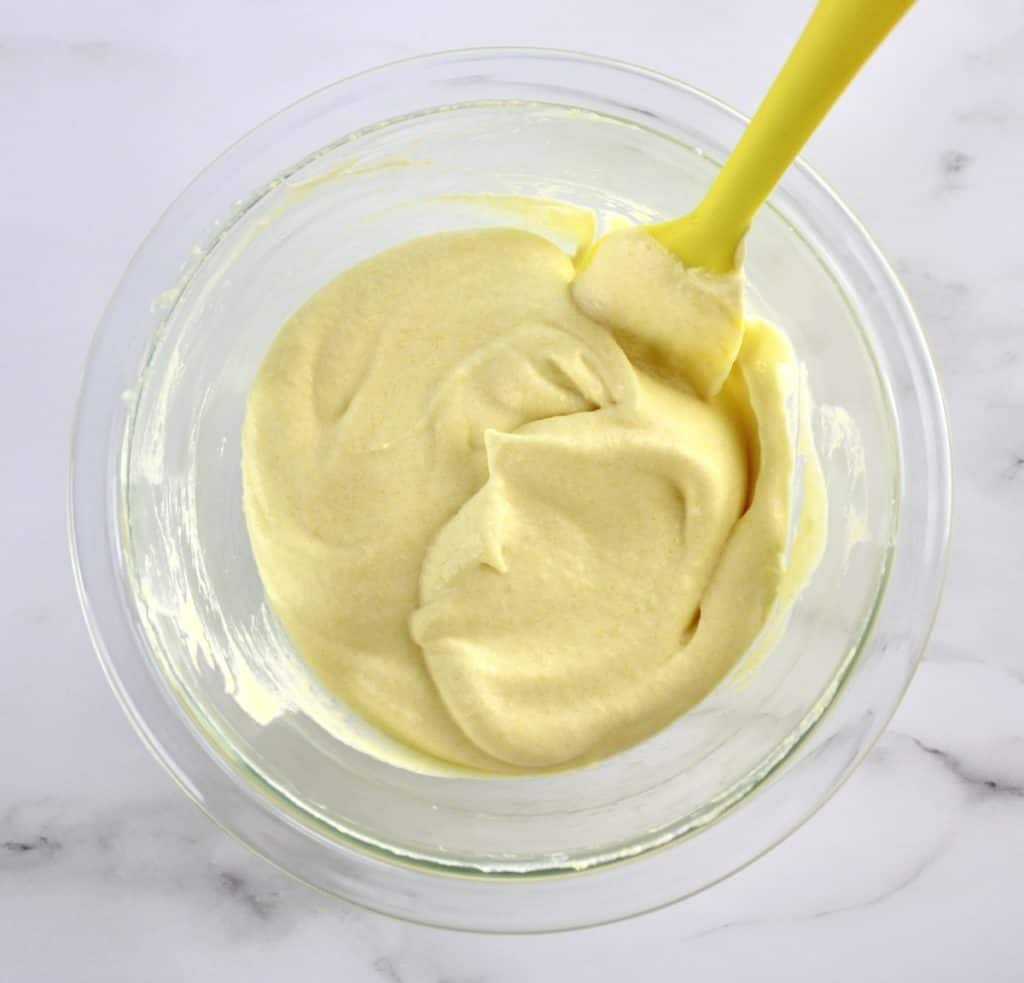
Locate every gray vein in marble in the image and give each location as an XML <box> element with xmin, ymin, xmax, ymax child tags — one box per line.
<box><xmin>909</xmin><ymin>737</ymin><xmax>1024</xmax><ymax>800</ymax></box>
<box><xmin>936</xmin><ymin>149</ymin><xmax>973</xmax><ymax>196</ymax></box>
<box><xmin>216</xmin><ymin>869</ymin><xmax>281</xmax><ymax>921</ymax></box>
<box><xmin>1003</xmin><ymin>454</ymin><xmax>1024</xmax><ymax>482</ymax></box>
<box><xmin>374</xmin><ymin>956</ymin><xmax>406</xmax><ymax>983</ymax></box>
<box><xmin>964</xmin><ymin>24</ymin><xmax>1024</xmax><ymax>70</ymax></box>
<box><xmin>0</xmin><ymin>798</ymin><xmax>319</xmax><ymax>939</ymax></box>
<box><xmin>0</xmin><ymin>34</ymin><xmax>163</xmax><ymax>72</ymax></box>
<box><xmin>954</xmin><ymin>101</ymin><xmax>1017</xmax><ymax>126</ymax></box>
<box><xmin>681</xmin><ymin>824</ymin><xmax>954</xmax><ymax>945</ymax></box>
<box><xmin>2</xmin><ymin>834</ymin><xmax>62</xmax><ymax>858</ymax></box>
<box><xmin>925</xmin><ymin>643</ymin><xmax>1024</xmax><ymax>688</ymax></box>
<box><xmin>893</xmin><ymin>264</ymin><xmax>970</xmax><ymax>327</ymax></box>
<box><xmin>941</xmin><ymin>149</ymin><xmax>972</xmax><ymax>175</ymax></box>
<box><xmin>809</xmin><ymin>830</ymin><xmax>955</xmax><ymax>921</ymax></box>
<box><xmin>676</xmin><ymin>728</ymin><xmax>1024</xmax><ymax>944</ymax></box>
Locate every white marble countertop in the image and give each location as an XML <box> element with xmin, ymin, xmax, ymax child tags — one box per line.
<box><xmin>3</xmin><ymin>0</ymin><xmax>1021</xmax><ymax>978</ymax></box>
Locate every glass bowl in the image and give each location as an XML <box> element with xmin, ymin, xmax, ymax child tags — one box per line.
<box><xmin>70</xmin><ymin>48</ymin><xmax>951</xmax><ymax>932</ymax></box>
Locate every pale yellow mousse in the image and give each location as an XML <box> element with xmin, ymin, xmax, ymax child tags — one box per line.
<box><xmin>242</xmin><ymin>220</ymin><xmax>821</xmax><ymax>773</ymax></box>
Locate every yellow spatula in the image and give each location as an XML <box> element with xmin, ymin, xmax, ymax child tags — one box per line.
<box><xmin>604</xmin><ymin>0</ymin><xmax>915</xmax><ymax>273</ymax></box>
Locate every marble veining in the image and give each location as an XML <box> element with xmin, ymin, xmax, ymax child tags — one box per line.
<box><xmin>2</xmin><ymin>0</ymin><xmax>1022</xmax><ymax>980</ymax></box>
<box><xmin>936</xmin><ymin>148</ymin><xmax>973</xmax><ymax>196</ymax></box>
<box><xmin>910</xmin><ymin>737</ymin><xmax>1024</xmax><ymax>799</ymax></box>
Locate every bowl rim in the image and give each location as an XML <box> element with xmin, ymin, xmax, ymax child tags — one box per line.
<box><xmin>69</xmin><ymin>45</ymin><xmax>952</xmax><ymax>932</ymax></box>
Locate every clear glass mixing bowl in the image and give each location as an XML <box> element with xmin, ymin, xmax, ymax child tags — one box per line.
<box><xmin>70</xmin><ymin>49</ymin><xmax>951</xmax><ymax>932</ymax></box>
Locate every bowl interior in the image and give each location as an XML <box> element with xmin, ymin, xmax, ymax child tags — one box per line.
<box><xmin>121</xmin><ymin>96</ymin><xmax>896</xmax><ymax>870</ymax></box>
